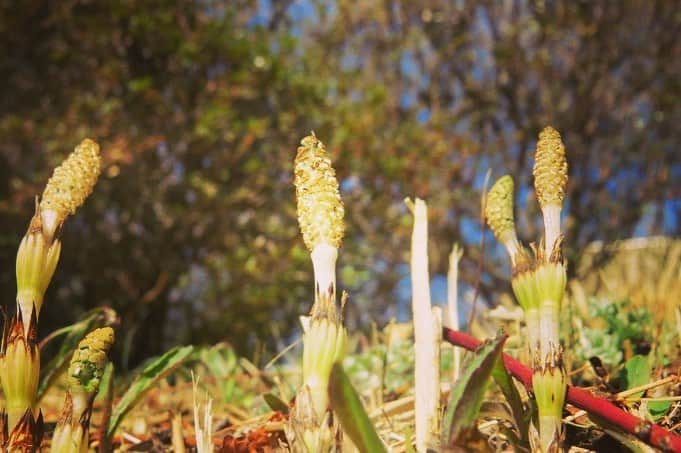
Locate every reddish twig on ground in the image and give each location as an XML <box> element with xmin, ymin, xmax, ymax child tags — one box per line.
<box><xmin>442</xmin><ymin>327</ymin><xmax>681</xmax><ymax>452</ymax></box>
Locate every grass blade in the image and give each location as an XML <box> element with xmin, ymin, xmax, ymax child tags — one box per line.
<box><xmin>329</xmin><ymin>362</ymin><xmax>386</xmax><ymax>453</ymax></box>
<box><xmin>106</xmin><ymin>345</ymin><xmax>194</xmax><ymax>437</ymax></box>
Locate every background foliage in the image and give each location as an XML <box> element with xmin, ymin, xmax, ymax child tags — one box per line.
<box><xmin>0</xmin><ymin>1</ymin><xmax>678</xmax><ymax>366</ymax></box>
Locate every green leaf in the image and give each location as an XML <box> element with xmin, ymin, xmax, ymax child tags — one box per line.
<box><xmin>647</xmin><ymin>400</ymin><xmax>672</xmax><ymax>419</ymax></box>
<box><xmin>38</xmin><ymin>307</ymin><xmax>118</xmax><ymax>400</ymax></box>
<box><xmin>491</xmin><ymin>355</ymin><xmax>529</xmax><ymax>443</ymax></box>
<box><xmin>106</xmin><ymin>345</ymin><xmax>194</xmax><ymax>437</ymax></box>
<box><xmin>648</xmin><ymin>401</ymin><xmax>672</xmax><ymax>420</ymax></box>
<box><xmin>624</xmin><ymin>355</ymin><xmax>650</xmax><ymax>397</ymax></box>
<box><xmin>442</xmin><ymin>333</ymin><xmax>507</xmax><ymax>447</ymax></box>
<box><xmin>329</xmin><ymin>362</ymin><xmax>386</xmax><ymax>453</ymax></box>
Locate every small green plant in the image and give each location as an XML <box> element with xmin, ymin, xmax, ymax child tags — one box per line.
<box><xmin>51</xmin><ymin>327</ymin><xmax>114</xmax><ymax>453</ymax></box>
<box><xmin>288</xmin><ymin>133</ymin><xmax>348</xmax><ymax>452</ymax></box>
<box><xmin>574</xmin><ymin>298</ymin><xmax>653</xmax><ymax>367</ymax></box>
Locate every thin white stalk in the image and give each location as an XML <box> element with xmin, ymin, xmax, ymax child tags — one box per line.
<box><xmin>430</xmin><ymin>306</ymin><xmax>442</xmax><ymax>439</ymax></box>
<box><xmin>446</xmin><ymin>244</ymin><xmax>463</xmax><ymax>381</ymax></box>
<box><xmin>408</xmin><ymin>198</ymin><xmax>439</xmax><ymax>452</ymax></box>
<box><xmin>192</xmin><ymin>374</ymin><xmax>213</xmax><ymax>453</ymax></box>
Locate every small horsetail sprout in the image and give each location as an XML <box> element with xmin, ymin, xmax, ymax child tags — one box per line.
<box><xmin>51</xmin><ymin>327</ymin><xmax>114</xmax><ymax>453</ymax></box>
<box><xmin>66</xmin><ymin>327</ymin><xmax>114</xmax><ymax>393</ymax></box>
<box><xmin>533</xmin><ymin>127</ymin><xmax>567</xmax><ymax>259</ymax></box>
<box><xmin>485</xmin><ymin>175</ymin><xmax>541</xmax><ymax>361</ymax></box>
<box><xmin>531</xmin><ymin>127</ymin><xmax>568</xmax><ymax>452</ymax></box>
<box><xmin>290</xmin><ymin>133</ymin><xmax>347</xmax><ymax>452</ymax></box>
<box><xmin>485</xmin><ymin>175</ymin><xmax>522</xmax><ymax>265</ymax></box>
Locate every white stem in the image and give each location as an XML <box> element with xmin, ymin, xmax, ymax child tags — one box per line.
<box><xmin>310</xmin><ymin>243</ymin><xmax>338</xmax><ymax>303</ymax></box>
<box><xmin>542</xmin><ymin>204</ymin><xmax>562</xmax><ymax>259</ymax></box>
<box><xmin>430</xmin><ymin>307</ymin><xmax>442</xmax><ymax>438</ymax></box>
<box><xmin>409</xmin><ymin>198</ymin><xmax>438</xmax><ymax>452</ymax></box>
<box><xmin>447</xmin><ymin>244</ymin><xmax>463</xmax><ymax>381</ymax></box>
<box><xmin>503</xmin><ymin>237</ymin><xmax>521</xmax><ymax>267</ymax></box>
<box><xmin>525</xmin><ymin>307</ymin><xmax>541</xmax><ymax>361</ymax></box>
<box><xmin>539</xmin><ymin>300</ymin><xmax>560</xmax><ymax>361</ymax></box>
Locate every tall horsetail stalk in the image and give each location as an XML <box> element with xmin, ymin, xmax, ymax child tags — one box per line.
<box><xmin>51</xmin><ymin>327</ymin><xmax>114</xmax><ymax>453</ymax></box>
<box><xmin>531</xmin><ymin>127</ymin><xmax>568</xmax><ymax>452</ymax></box>
<box><xmin>485</xmin><ymin>127</ymin><xmax>568</xmax><ymax>452</ymax></box>
<box><xmin>0</xmin><ymin>139</ymin><xmax>101</xmax><ymax>449</ymax></box>
<box><xmin>290</xmin><ymin>133</ymin><xmax>347</xmax><ymax>452</ymax></box>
